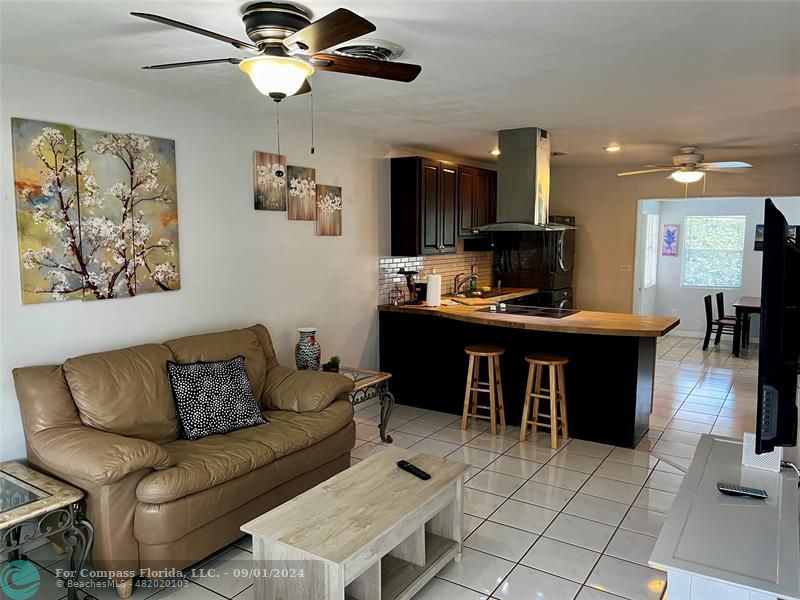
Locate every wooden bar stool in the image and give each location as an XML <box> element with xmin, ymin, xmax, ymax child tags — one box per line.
<box><xmin>461</xmin><ymin>345</ymin><xmax>506</xmax><ymax>434</ymax></box>
<box><xmin>520</xmin><ymin>354</ymin><xmax>569</xmax><ymax>449</ymax></box>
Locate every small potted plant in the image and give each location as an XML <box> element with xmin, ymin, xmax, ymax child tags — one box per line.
<box><xmin>322</xmin><ymin>355</ymin><xmax>341</xmax><ymax>373</ymax></box>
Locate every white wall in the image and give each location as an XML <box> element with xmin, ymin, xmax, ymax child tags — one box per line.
<box><xmin>652</xmin><ymin>196</ymin><xmax>800</xmax><ymax>335</ymax></box>
<box><xmin>0</xmin><ymin>65</ymin><xmax>391</xmax><ymax>460</ymax></box>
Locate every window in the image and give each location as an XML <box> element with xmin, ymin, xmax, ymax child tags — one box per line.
<box><xmin>643</xmin><ymin>213</ymin><xmax>660</xmax><ymax>288</ymax></box>
<box><xmin>681</xmin><ymin>215</ymin><xmax>747</xmax><ymax>287</ymax></box>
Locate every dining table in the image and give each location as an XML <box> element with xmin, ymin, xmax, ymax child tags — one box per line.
<box><xmin>732</xmin><ymin>296</ymin><xmax>761</xmax><ymax>357</ymax></box>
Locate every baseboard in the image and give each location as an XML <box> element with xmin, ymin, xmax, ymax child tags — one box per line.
<box><xmin>666</xmin><ymin>329</ymin><xmax>760</xmax><ymax>344</ymax></box>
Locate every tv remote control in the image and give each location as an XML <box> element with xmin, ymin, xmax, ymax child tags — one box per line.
<box><xmin>397</xmin><ymin>460</ymin><xmax>431</xmax><ymax>480</ymax></box>
<box><xmin>717</xmin><ymin>482</ymin><xmax>768</xmax><ymax>499</ymax></box>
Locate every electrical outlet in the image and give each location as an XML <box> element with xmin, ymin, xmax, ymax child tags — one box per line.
<box><xmin>620</xmin><ymin>265</ymin><xmax>632</xmax><ymax>272</ymax></box>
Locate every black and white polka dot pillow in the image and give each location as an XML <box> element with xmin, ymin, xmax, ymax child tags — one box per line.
<box><xmin>166</xmin><ymin>355</ymin><xmax>267</xmax><ymax>441</ymax></box>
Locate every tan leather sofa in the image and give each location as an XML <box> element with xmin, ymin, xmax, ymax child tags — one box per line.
<box><xmin>13</xmin><ymin>324</ymin><xmax>356</xmax><ymax>597</ymax></box>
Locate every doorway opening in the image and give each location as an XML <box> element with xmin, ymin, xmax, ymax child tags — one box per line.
<box><xmin>631</xmin><ymin>196</ymin><xmax>800</xmax><ymax>341</ymax></box>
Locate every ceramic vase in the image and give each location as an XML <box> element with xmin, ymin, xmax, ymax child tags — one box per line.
<box><xmin>295</xmin><ymin>327</ymin><xmax>321</xmax><ymax>370</ymax></box>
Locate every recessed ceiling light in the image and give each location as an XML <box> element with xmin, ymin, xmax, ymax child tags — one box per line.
<box><xmin>490</xmin><ymin>149</ymin><xmax>501</xmax><ymax>156</ymax></box>
<box><xmin>604</xmin><ymin>144</ymin><xmax>622</xmax><ymax>153</ymax></box>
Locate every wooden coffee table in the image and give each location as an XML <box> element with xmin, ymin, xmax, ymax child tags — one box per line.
<box><xmin>241</xmin><ymin>448</ymin><xmax>468</xmax><ymax>600</ymax></box>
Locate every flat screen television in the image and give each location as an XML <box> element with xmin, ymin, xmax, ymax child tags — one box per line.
<box><xmin>756</xmin><ymin>198</ymin><xmax>800</xmax><ymax>453</ymax></box>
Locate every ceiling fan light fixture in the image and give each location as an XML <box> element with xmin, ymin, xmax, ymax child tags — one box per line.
<box><xmin>490</xmin><ymin>149</ymin><xmax>501</xmax><ymax>156</ymax></box>
<box><xmin>239</xmin><ymin>56</ymin><xmax>314</xmax><ymax>98</ymax></box>
<box><xmin>604</xmin><ymin>144</ymin><xmax>621</xmax><ymax>153</ymax></box>
<box><xmin>671</xmin><ymin>170</ymin><xmax>704</xmax><ymax>184</ymax></box>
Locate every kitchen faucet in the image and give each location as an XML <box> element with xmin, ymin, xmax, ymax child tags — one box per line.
<box><xmin>453</xmin><ymin>272</ymin><xmax>478</xmax><ymax>294</ymax></box>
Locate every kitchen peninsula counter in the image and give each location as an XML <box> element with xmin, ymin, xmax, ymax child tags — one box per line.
<box><xmin>379</xmin><ymin>303</ymin><xmax>678</xmax><ymax>337</ymax></box>
<box><xmin>379</xmin><ymin>302</ymin><xmax>680</xmax><ymax>448</ymax></box>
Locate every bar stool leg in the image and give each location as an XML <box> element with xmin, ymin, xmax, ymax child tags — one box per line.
<box><xmin>461</xmin><ymin>355</ymin><xmax>475</xmax><ymax>430</ymax></box>
<box><xmin>520</xmin><ymin>363</ymin><xmax>534</xmax><ymax>442</ymax></box>
<box><xmin>488</xmin><ymin>357</ymin><xmax>498</xmax><ymax>435</ymax></box>
<box><xmin>532</xmin><ymin>364</ymin><xmax>542</xmax><ymax>436</ymax></box>
<box><xmin>494</xmin><ymin>356</ymin><xmax>506</xmax><ymax>427</ymax></box>
<box><xmin>557</xmin><ymin>364</ymin><xmax>569</xmax><ymax>439</ymax></box>
<box><xmin>548</xmin><ymin>364</ymin><xmax>558</xmax><ymax>449</ymax></box>
<box><xmin>470</xmin><ymin>358</ymin><xmax>480</xmax><ymax>416</ymax></box>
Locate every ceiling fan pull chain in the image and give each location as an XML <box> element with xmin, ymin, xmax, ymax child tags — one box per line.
<box><xmin>310</xmin><ymin>92</ymin><xmax>316</xmax><ymax>155</ymax></box>
<box><xmin>275</xmin><ymin>102</ymin><xmax>284</xmax><ymax>178</ymax></box>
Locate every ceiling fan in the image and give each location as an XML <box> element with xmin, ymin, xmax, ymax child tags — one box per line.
<box><xmin>132</xmin><ymin>2</ymin><xmax>422</xmax><ymax>101</ymax></box>
<box><xmin>618</xmin><ymin>146</ymin><xmax>752</xmax><ymax>183</ymax></box>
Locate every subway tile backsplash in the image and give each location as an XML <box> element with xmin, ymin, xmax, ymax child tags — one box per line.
<box><xmin>378</xmin><ymin>251</ymin><xmax>494</xmax><ymax>304</ymax></box>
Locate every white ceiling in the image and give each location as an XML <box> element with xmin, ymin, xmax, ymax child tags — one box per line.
<box><xmin>2</xmin><ymin>0</ymin><xmax>799</xmax><ymax>165</ymax></box>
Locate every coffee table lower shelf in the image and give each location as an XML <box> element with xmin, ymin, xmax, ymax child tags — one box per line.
<box><xmin>347</xmin><ymin>533</ymin><xmax>457</xmax><ymax>600</ymax></box>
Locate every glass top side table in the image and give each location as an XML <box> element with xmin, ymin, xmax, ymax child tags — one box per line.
<box><xmin>340</xmin><ymin>367</ymin><xmax>395</xmax><ymax>443</ymax></box>
<box><xmin>0</xmin><ymin>462</ymin><xmax>94</xmax><ymax>600</ymax></box>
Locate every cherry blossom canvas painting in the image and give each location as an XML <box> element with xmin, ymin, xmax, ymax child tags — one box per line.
<box><xmin>253</xmin><ymin>151</ymin><xmax>286</xmax><ymax>211</ymax></box>
<box><xmin>12</xmin><ymin>118</ymin><xmax>180</xmax><ymax>304</ymax></box>
<box><xmin>287</xmin><ymin>165</ymin><xmax>316</xmax><ymax>220</ymax></box>
<box><xmin>316</xmin><ymin>184</ymin><xmax>342</xmax><ymax>236</ymax></box>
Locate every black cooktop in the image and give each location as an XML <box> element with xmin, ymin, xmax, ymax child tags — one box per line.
<box><xmin>478</xmin><ymin>305</ymin><xmax>581</xmax><ymax>319</ymax></box>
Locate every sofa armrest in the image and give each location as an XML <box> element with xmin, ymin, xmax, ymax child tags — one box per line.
<box><xmin>29</xmin><ymin>426</ymin><xmax>173</xmax><ymax>485</ymax></box>
<box><xmin>264</xmin><ymin>365</ymin><xmax>354</xmax><ymax>412</ymax></box>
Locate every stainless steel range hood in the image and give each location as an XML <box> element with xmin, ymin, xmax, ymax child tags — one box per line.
<box><xmin>478</xmin><ymin>127</ymin><xmax>573</xmax><ymax>232</ymax></box>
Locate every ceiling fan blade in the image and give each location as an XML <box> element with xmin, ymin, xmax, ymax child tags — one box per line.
<box><xmin>131</xmin><ymin>12</ymin><xmax>258</xmax><ymax>52</ymax></box>
<box><xmin>283</xmin><ymin>8</ymin><xmax>375</xmax><ymax>54</ymax></box>
<box><xmin>643</xmin><ymin>164</ymin><xmax>676</xmax><ymax>169</ymax></box>
<box><xmin>701</xmin><ymin>167</ymin><xmax>750</xmax><ymax>173</ymax></box>
<box><xmin>142</xmin><ymin>58</ymin><xmax>243</xmax><ymax>70</ymax></box>
<box><xmin>618</xmin><ymin>168</ymin><xmax>676</xmax><ymax>177</ymax></box>
<box><xmin>310</xmin><ymin>53</ymin><xmax>421</xmax><ymax>82</ymax></box>
<box><xmin>291</xmin><ymin>79</ymin><xmax>312</xmax><ymax>96</ymax></box>
<box><xmin>700</xmin><ymin>161</ymin><xmax>752</xmax><ymax>169</ymax></box>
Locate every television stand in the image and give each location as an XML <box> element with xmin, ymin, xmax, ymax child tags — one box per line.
<box><xmin>650</xmin><ymin>434</ymin><xmax>800</xmax><ymax>600</ymax></box>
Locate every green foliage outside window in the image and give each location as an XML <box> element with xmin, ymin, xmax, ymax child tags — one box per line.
<box><xmin>682</xmin><ymin>216</ymin><xmax>746</xmax><ymax>287</ymax></box>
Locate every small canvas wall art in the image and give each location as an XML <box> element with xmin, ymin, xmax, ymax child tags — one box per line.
<box><xmin>662</xmin><ymin>224</ymin><xmax>679</xmax><ymax>256</ymax></box>
<box><xmin>316</xmin><ymin>184</ymin><xmax>342</xmax><ymax>236</ymax></box>
<box><xmin>754</xmin><ymin>224</ymin><xmax>765</xmax><ymax>251</ymax></box>
<box><xmin>12</xmin><ymin>117</ymin><xmax>180</xmax><ymax>304</ymax></box>
<box><xmin>253</xmin><ymin>151</ymin><xmax>286</xmax><ymax>211</ymax></box>
<box><xmin>756</xmin><ymin>224</ymin><xmax>798</xmax><ymax>251</ymax></box>
<box><xmin>287</xmin><ymin>165</ymin><xmax>316</xmax><ymax>220</ymax></box>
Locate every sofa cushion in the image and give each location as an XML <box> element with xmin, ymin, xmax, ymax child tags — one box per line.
<box><xmin>134</xmin><ymin>422</ymin><xmax>355</xmax><ymax>546</ymax></box>
<box><xmin>135</xmin><ymin>400</ymin><xmax>354</xmax><ymax>504</ymax></box>
<box><xmin>166</xmin><ymin>356</ymin><xmax>267</xmax><ymax>441</ymax></box>
<box><xmin>136</xmin><ymin>434</ymin><xmax>276</xmax><ymax>504</ymax></box>
<box><xmin>265</xmin><ymin>399</ymin><xmax>355</xmax><ymax>443</ymax></box>
<box><xmin>264</xmin><ymin>366</ymin><xmax>354</xmax><ymax>412</ymax></box>
<box><xmin>164</xmin><ymin>327</ymin><xmax>270</xmax><ymax>403</ymax></box>
<box><xmin>63</xmin><ymin>344</ymin><xmax>179</xmax><ymax>444</ymax></box>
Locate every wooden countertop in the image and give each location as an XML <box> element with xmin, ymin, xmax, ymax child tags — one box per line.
<box><xmin>443</xmin><ymin>287</ymin><xmax>539</xmax><ymax>305</ymax></box>
<box><xmin>379</xmin><ymin>299</ymin><xmax>680</xmax><ymax>337</ymax></box>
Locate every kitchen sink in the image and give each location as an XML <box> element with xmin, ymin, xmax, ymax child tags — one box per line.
<box><xmin>451</xmin><ymin>289</ymin><xmax>509</xmax><ymax>299</ymax></box>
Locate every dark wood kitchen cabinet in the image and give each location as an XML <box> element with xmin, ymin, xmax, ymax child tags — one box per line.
<box><xmin>391</xmin><ymin>157</ymin><xmax>458</xmax><ymax>256</ymax></box>
<box><xmin>458</xmin><ymin>166</ymin><xmax>496</xmax><ymax>238</ymax></box>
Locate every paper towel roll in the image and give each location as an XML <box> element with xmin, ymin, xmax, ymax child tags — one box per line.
<box><xmin>426</xmin><ymin>273</ymin><xmax>442</xmax><ymax>307</ymax></box>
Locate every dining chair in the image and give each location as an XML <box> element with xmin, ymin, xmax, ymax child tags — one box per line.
<box><xmin>703</xmin><ymin>294</ymin><xmax>735</xmax><ymax>351</ymax></box>
<box><xmin>716</xmin><ymin>291</ymin><xmax>749</xmax><ymax>347</ymax></box>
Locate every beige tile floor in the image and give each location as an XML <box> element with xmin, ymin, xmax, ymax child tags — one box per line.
<box><xmin>1</xmin><ymin>335</ymin><xmax>758</xmax><ymax>600</ymax></box>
